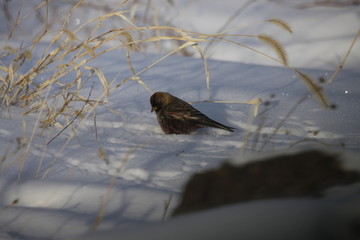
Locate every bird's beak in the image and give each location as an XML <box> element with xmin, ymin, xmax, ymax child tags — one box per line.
<box><xmin>151</xmin><ymin>106</ymin><xmax>157</xmax><ymax>112</ymax></box>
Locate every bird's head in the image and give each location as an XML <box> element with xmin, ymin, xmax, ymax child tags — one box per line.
<box><xmin>150</xmin><ymin>92</ymin><xmax>172</xmax><ymax>112</ymax></box>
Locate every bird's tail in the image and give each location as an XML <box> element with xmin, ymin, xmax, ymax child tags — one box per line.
<box><xmin>214</xmin><ymin>122</ymin><xmax>235</xmax><ymax>132</ymax></box>
<box><xmin>206</xmin><ymin>118</ymin><xmax>235</xmax><ymax>132</ymax></box>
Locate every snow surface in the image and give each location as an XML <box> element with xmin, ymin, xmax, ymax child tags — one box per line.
<box><xmin>1</xmin><ymin>1</ymin><xmax>360</xmax><ymax>240</ymax></box>
<box><xmin>80</xmin><ymin>195</ymin><xmax>360</xmax><ymax>240</ymax></box>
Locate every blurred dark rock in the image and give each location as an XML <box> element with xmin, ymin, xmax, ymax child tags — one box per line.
<box><xmin>173</xmin><ymin>150</ymin><xmax>360</xmax><ymax>216</ymax></box>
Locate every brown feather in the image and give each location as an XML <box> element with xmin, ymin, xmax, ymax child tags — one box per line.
<box><xmin>150</xmin><ymin>92</ymin><xmax>235</xmax><ymax>134</ymax></box>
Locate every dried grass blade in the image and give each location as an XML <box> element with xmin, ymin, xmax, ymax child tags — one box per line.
<box><xmin>83</xmin><ymin>66</ymin><xmax>109</xmax><ymax>99</ymax></box>
<box><xmin>193</xmin><ymin>44</ymin><xmax>211</xmax><ymax>97</ymax></box>
<box><xmin>258</xmin><ymin>34</ymin><xmax>288</xmax><ymax>66</ymax></box>
<box><xmin>113</xmin><ymin>11</ymin><xmax>139</xmax><ymax>30</ymax></box>
<box><xmin>295</xmin><ymin>70</ymin><xmax>329</xmax><ymax>108</ymax></box>
<box><xmin>218</xmin><ymin>37</ymin><xmax>284</xmax><ymax>65</ymax></box>
<box><xmin>7</xmin><ymin>5</ymin><xmax>22</xmax><ymax>40</ymax></box>
<box><xmin>116</xmin><ymin>41</ymin><xmax>194</xmax><ymax>90</ymax></box>
<box><xmin>74</xmin><ymin>0</ymin><xmax>86</xmax><ymax>9</ymax></box>
<box><xmin>177</xmin><ymin>29</ymin><xmax>211</xmax><ymax>96</ymax></box>
<box><xmin>266</xmin><ymin>19</ymin><xmax>293</xmax><ymax>33</ymax></box>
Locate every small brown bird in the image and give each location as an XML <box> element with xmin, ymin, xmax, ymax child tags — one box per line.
<box><xmin>150</xmin><ymin>92</ymin><xmax>235</xmax><ymax>134</ymax></box>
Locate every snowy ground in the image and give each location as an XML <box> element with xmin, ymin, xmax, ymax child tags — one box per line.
<box><xmin>171</xmin><ymin>0</ymin><xmax>360</xmax><ymax>71</ymax></box>
<box><xmin>1</xmin><ymin>1</ymin><xmax>360</xmax><ymax>240</ymax></box>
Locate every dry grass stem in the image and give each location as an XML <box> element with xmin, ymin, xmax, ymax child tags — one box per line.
<box><xmin>259</xmin><ymin>95</ymin><xmax>308</xmax><ymax>151</ymax></box>
<box><xmin>161</xmin><ymin>194</ymin><xmax>173</xmax><ymax>221</ymax></box>
<box><xmin>327</xmin><ymin>29</ymin><xmax>360</xmax><ymax>84</ymax></box>
<box><xmin>94</xmin><ymin>145</ymin><xmax>145</xmax><ymax>229</ymax></box>
<box><xmin>0</xmin><ymin>198</ymin><xmax>19</xmax><ymax>213</ymax></box>
<box><xmin>240</xmin><ymin>97</ymin><xmax>263</xmax><ymax>153</ymax></box>
<box><xmin>47</xmin><ymin>83</ymin><xmax>94</xmax><ymax>145</ymax></box>
<box><xmin>289</xmin><ymin>138</ymin><xmax>332</xmax><ymax>149</ymax></box>
<box><xmin>218</xmin><ymin>37</ymin><xmax>285</xmax><ymax>65</ymax></box>
<box><xmin>203</xmin><ymin>0</ymin><xmax>257</xmax><ymax>54</ymax></box>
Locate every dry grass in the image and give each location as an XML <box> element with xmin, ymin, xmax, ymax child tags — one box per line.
<box><xmin>258</xmin><ymin>34</ymin><xmax>288</xmax><ymax>66</ymax></box>
<box><xmin>327</xmin><ymin>29</ymin><xmax>360</xmax><ymax>84</ymax></box>
<box><xmin>0</xmin><ymin>1</ymin><xmax>296</xmax><ymax>122</ymax></box>
<box><xmin>1</xmin><ymin>0</ymin><xmax>358</xmax><ymax>228</ymax></box>
<box><xmin>0</xmin><ymin>1</ymin><xmax>321</xmax><ymax>131</ymax></box>
<box><xmin>1</xmin><ymin>0</ymin><xmax>357</xmax><ymax>174</ymax></box>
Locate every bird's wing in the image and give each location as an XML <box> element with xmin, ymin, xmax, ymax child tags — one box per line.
<box><xmin>166</xmin><ymin>99</ymin><xmax>205</xmax><ymax>121</ymax></box>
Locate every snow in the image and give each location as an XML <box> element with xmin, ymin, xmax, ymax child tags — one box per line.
<box><xmin>80</xmin><ymin>196</ymin><xmax>360</xmax><ymax>240</ymax></box>
<box><xmin>1</xmin><ymin>1</ymin><xmax>360</xmax><ymax>240</ymax></box>
<box><xmin>170</xmin><ymin>0</ymin><xmax>360</xmax><ymax>71</ymax></box>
